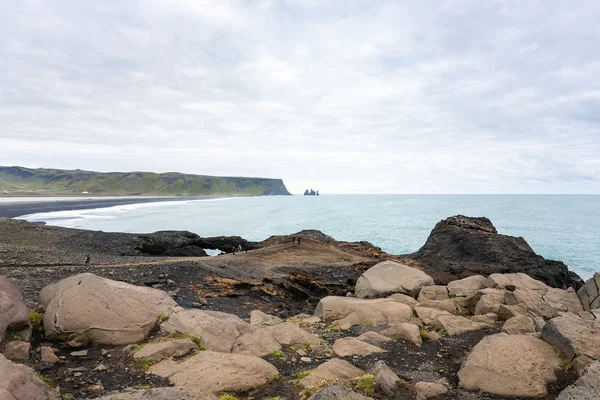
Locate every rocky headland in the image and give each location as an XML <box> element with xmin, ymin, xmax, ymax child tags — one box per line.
<box><xmin>0</xmin><ymin>215</ymin><xmax>598</xmax><ymax>400</ymax></box>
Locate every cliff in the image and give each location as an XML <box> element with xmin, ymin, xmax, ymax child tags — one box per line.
<box><xmin>0</xmin><ymin>166</ymin><xmax>291</xmax><ymax>196</ymax></box>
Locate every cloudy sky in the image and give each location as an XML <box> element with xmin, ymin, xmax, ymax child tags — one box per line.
<box><xmin>1</xmin><ymin>0</ymin><xmax>599</xmax><ymax>194</ymax></box>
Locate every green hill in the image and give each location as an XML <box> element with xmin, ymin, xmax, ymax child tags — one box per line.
<box><xmin>0</xmin><ymin>166</ymin><xmax>291</xmax><ymax>196</ymax></box>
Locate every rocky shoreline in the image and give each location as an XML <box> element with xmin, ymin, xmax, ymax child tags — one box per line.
<box><xmin>0</xmin><ymin>216</ymin><xmax>598</xmax><ymax>400</ymax></box>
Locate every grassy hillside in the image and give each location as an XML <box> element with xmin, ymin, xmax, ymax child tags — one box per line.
<box><xmin>0</xmin><ymin>166</ymin><xmax>291</xmax><ymax>196</ymax></box>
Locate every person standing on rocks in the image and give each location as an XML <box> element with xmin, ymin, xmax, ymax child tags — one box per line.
<box><xmin>84</xmin><ymin>254</ymin><xmax>91</xmax><ymax>266</ymax></box>
<box><xmin>298</xmin><ymin>237</ymin><xmax>301</xmax><ymax>245</ymax></box>
<box><xmin>232</xmin><ymin>247</ymin><xmax>236</xmax><ymax>255</ymax></box>
<box><xmin>238</xmin><ymin>244</ymin><xmax>242</xmax><ymax>253</ymax></box>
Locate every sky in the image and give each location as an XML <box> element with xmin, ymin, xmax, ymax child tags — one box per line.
<box><xmin>1</xmin><ymin>0</ymin><xmax>599</xmax><ymax>194</ymax></box>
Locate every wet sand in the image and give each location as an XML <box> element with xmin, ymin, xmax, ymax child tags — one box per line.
<box><xmin>0</xmin><ymin>196</ymin><xmax>217</xmax><ymax>219</ymax></box>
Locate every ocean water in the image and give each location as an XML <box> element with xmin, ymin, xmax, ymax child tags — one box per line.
<box><xmin>21</xmin><ymin>195</ymin><xmax>600</xmax><ymax>280</ymax></box>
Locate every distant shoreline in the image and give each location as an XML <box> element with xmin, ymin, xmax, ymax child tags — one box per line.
<box><xmin>0</xmin><ymin>195</ymin><xmax>231</xmax><ymax>219</ymax></box>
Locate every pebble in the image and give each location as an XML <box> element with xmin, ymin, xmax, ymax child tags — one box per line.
<box><xmin>296</xmin><ymin>349</ymin><xmax>307</xmax><ymax>356</ymax></box>
<box><xmin>70</xmin><ymin>350</ymin><xmax>88</xmax><ymax>357</ymax></box>
<box><xmin>101</xmin><ymin>349</ymin><xmax>109</xmax><ymax>356</ymax></box>
<box><xmin>74</xmin><ymin>372</ymin><xmax>82</xmax><ymax>377</ymax></box>
<box><xmin>93</xmin><ymin>364</ymin><xmax>108</xmax><ymax>372</ymax></box>
<box><xmin>300</xmin><ymin>357</ymin><xmax>312</xmax><ymax>363</ymax></box>
<box><xmin>192</xmin><ymin>302</ymin><xmax>204</xmax><ymax>308</ymax></box>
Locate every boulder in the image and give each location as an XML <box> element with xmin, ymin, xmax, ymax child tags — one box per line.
<box><xmin>315</xmin><ymin>297</ymin><xmax>413</xmax><ymax>330</ymax></box>
<box><xmin>161</xmin><ymin>308</ymin><xmax>253</xmax><ymax>353</ymax></box>
<box><xmin>41</xmin><ymin>274</ymin><xmax>178</xmax><ymax>345</ymax></box>
<box><xmin>149</xmin><ymin>350</ymin><xmax>278</xmax><ymax>395</ymax></box>
<box><xmin>388</xmin><ymin>293</ymin><xmax>419</xmax><ymax>307</ymax></box>
<box><xmin>249</xmin><ymin>310</ymin><xmax>283</xmax><ymax>327</ymax></box>
<box><xmin>381</xmin><ymin>323</ymin><xmax>422</xmax><ymax>346</ymax></box>
<box><xmin>418</xmin><ymin>298</ymin><xmax>470</xmax><ymax>316</ymax></box>
<box><xmin>369</xmin><ymin>360</ymin><xmax>400</xmax><ymax>397</ymax></box>
<box><xmin>0</xmin><ymin>353</ymin><xmax>60</xmax><ymax>400</ymax></box>
<box><xmin>488</xmin><ymin>273</ymin><xmax>549</xmax><ymax>293</ymax></box>
<box><xmin>40</xmin><ymin>347</ymin><xmax>61</xmax><ymax>364</ymax></box>
<box><xmin>415</xmin><ymin>381</ymin><xmax>448</xmax><ymax>400</ymax></box>
<box><xmin>417</xmin><ymin>286</ymin><xmax>448</xmax><ymax>301</ymax></box>
<box><xmin>501</xmin><ymin>315</ymin><xmax>537</xmax><ymax>335</ymax></box>
<box><xmin>355</xmin><ymin>261</ymin><xmax>433</xmax><ymax>299</ymax></box>
<box><xmin>470</xmin><ymin>313</ymin><xmax>499</xmax><ymax>327</ymax></box>
<box><xmin>447</xmin><ymin>275</ymin><xmax>489</xmax><ymax>297</ymax></box>
<box><xmin>458</xmin><ymin>333</ymin><xmax>562</xmax><ymax>397</ymax></box>
<box><xmin>505</xmin><ymin>288</ymin><xmax>557</xmax><ymax>320</ymax></box>
<box><xmin>541</xmin><ymin>313</ymin><xmax>600</xmax><ymax>360</ymax></box>
<box><xmin>2</xmin><ymin>341</ymin><xmax>30</xmax><ymax>361</ymax></box>
<box><xmin>473</xmin><ymin>288</ymin><xmax>507</xmax><ymax>315</ymax></box>
<box><xmin>573</xmin><ymin>355</ymin><xmax>595</xmax><ymax>377</ymax></box>
<box><xmin>577</xmin><ymin>272</ymin><xmax>600</xmax><ymax>311</ymax></box>
<box><xmin>357</xmin><ymin>331</ymin><xmax>393</xmax><ymax>345</ymax></box>
<box><xmin>557</xmin><ymin>360</ymin><xmax>600</xmax><ymax>400</ymax></box>
<box><xmin>95</xmin><ymin>387</ymin><xmax>216</xmax><ymax>399</ymax></box>
<box><xmin>332</xmin><ymin>337</ymin><xmax>385</xmax><ymax>357</ymax></box>
<box><xmin>544</xmin><ymin>288</ymin><xmax>584</xmax><ymax>313</ymax></box>
<box><xmin>233</xmin><ymin>322</ymin><xmax>326</xmax><ymax>357</ymax></box>
<box><xmin>298</xmin><ymin>358</ymin><xmax>364</xmax><ymax>389</ymax></box>
<box><xmin>0</xmin><ymin>277</ymin><xmax>30</xmax><ymax>345</ymax></box>
<box><xmin>133</xmin><ymin>338</ymin><xmax>197</xmax><ymax>363</ymax></box>
<box><xmin>408</xmin><ymin>215</ymin><xmax>582</xmax><ymax>289</ymax></box>
<box><xmin>415</xmin><ymin>307</ymin><xmax>489</xmax><ymax>335</ymax></box>
<box><xmin>307</xmin><ymin>383</ymin><xmax>373</xmax><ymax>400</ymax></box>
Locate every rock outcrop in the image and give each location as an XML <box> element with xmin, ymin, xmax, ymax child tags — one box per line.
<box><xmin>355</xmin><ymin>261</ymin><xmax>434</xmax><ymax>298</ymax></box>
<box><xmin>233</xmin><ymin>322</ymin><xmax>327</xmax><ymax>357</ymax></box>
<box><xmin>458</xmin><ymin>333</ymin><xmax>562</xmax><ymax>397</ymax></box>
<box><xmin>409</xmin><ymin>215</ymin><xmax>583</xmax><ymax>289</ymax></box>
<box><xmin>41</xmin><ymin>274</ymin><xmax>178</xmax><ymax>345</ymax></box>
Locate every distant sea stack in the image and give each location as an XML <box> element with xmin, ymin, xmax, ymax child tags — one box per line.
<box><xmin>304</xmin><ymin>189</ymin><xmax>319</xmax><ymax>196</ymax></box>
<box><xmin>0</xmin><ymin>166</ymin><xmax>291</xmax><ymax>196</ymax></box>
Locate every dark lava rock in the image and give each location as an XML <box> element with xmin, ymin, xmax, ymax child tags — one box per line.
<box><xmin>408</xmin><ymin>215</ymin><xmax>583</xmax><ymax>290</ymax></box>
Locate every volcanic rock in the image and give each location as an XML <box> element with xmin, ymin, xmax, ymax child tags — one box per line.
<box><xmin>409</xmin><ymin>215</ymin><xmax>583</xmax><ymax>289</ymax></box>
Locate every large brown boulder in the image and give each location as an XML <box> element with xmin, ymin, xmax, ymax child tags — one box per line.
<box><xmin>414</xmin><ymin>307</ymin><xmax>489</xmax><ymax>335</ymax></box>
<box><xmin>332</xmin><ymin>337</ymin><xmax>385</xmax><ymax>357</ymax></box>
<box><xmin>161</xmin><ymin>308</ymin><xmax>253</xmax><ymax>353</ymax></box>
<box><xmin>41</xmin><ymin>274</ymin><xmax>178</xmax><ymax>345</ymax></box>
<box><xmin>458</xmin><ymin>333</ymin><xmax>562</xmax><ymax>397</ymax></box>
<box><xmin>541</xmin><ymin>312</ymin><xmax>600</xmax><ymax>360</ymax></box>
<box><xmin>408</xmin><ymin>215</ymin><xmax>583</xmax><ymax>289</ymax></box>
<box><xmin>0</xmin><ymin>353</ymin><xmax>60</xmax><ymax>400</ymax></box>
<box><xmin>149</xmin><ymin>350</ymin><xmax>278</xmax><ymax>395</ymax></box>
<box><xmin>355</xmin><ymin>261</ymin><xmax>434</xmax><ymax>298</ymax></box>
<box><xmin>0</xmin><ymin>277</ymin><xmax>30</xmax><ymax>345</ymax></box>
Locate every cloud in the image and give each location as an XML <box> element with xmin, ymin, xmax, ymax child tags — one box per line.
<box><xmin>1</xmin><ymin>0</ymin><xmax>599</xmax><ymax>193</ymax></box>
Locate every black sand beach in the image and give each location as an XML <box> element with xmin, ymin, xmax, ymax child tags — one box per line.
<box><xmin>0</xmin><ymin>196</ymin><xmax>215</xmax><ymax>219</ymax></box>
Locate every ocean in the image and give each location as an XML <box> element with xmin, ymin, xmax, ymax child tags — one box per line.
<box><xmin>20</xmin><ymin>195</ymin><xmax>600</xmax><ymax>280</ymax></box>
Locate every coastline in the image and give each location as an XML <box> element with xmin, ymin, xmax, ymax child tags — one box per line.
<box><xmin>0</xmin><ymin>195</ymin><xmax>231</xmax><ymax>219</ymax></box>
